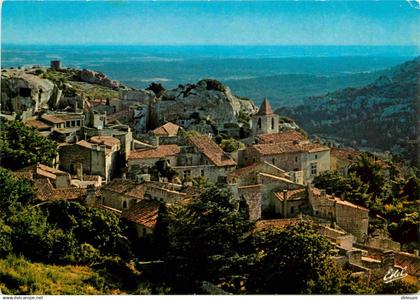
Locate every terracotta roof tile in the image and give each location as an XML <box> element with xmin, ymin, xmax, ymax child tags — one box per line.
<box><xmin>121</xmin><ymin>199</ymin><xmax>160</xmax><ymax>229</ymax></box>
<box><xmin>331</xmin><ymin>147</ymin><xmax>360</xmax><ymax>161</ymax></box>
<box><xmin>33</xmin><ymin>178</ymin><xmax>87</xmax><ymax>201</ymax></box>
<box><xmin>257</xmin><ymin>130</ymin><xmax>307</xmax><ymax>144</ymax></box>
<box><xmin>41</xmin><ymin>114</ymin><xmax>65</xmax><ymax>124</ymax></box>
<box><xmin>252</xmin><ymin>141</ymin><xmax>329</xmax><ymax>156</ymax></box>
<box><xmin>90</xmin><ymin>136</ymin><xmax>120</xmax><ymax>148</ymax></box>
<box><xmin>24</xmin><ymin>119</ymin><xmax>51</xmax><ymax>130</ymax></box>
<box><xmin>189</xmin><ymin>136</ymin><xmax>236</xmax><ymax>167</ymax></box>
<box><xmin>152</xmin><ymin>122</ymin><xmax>181</xmax><ymax>136</ymax></box>
<box><xmin>128</xmin><ymin>145</ymin><xmax>181</xmax><ymax>160</ymax></box>
<box><xmin>101</xmin><ymin>178</ymin><xmax>144</xmax><ymax>198</ymax></box>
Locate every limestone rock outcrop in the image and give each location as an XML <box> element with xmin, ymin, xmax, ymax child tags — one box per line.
<box><xmin>1</xmin><ymin>70</ymin><xmax>59</xmax><ymax>118</ymax></box>
<box><xmin>158</xmin><ymin>79</ymin><xmax>257</xmax><ymax>125</ymax></box>
<box><xmin>79</xmin><ymin>69</ymin><xmax>120</xmax><ymax>89</ymax></box>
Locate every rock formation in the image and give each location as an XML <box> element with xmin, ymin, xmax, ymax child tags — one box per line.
<box><xmin>157</xmin><ymin>79</ymin><xmax>257</xmax><ymax>125</ymax></box>
<box><xmin>79</xmin><ymin>69</ymin><xmax>120</xmax><ymax>89</ymax></box>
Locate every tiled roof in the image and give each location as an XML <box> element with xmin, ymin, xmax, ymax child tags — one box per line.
<box><xmin>121</xmin><ymin>199</ymin><xmax>161</xmax><ymax>229</ymax></box>
<box><xmin>257</xmin><ymin>130</ymin><xmax>307</xmax><ymax>144</ymax></box>
<box><xmin>274</xmin><ymin>188</ymin><xmax>307</xmax><ymax>202</ymax></box>
<box><xmin>24</xmin><ymin>119</ymin><xmax>51</xmax><ymax>130</ymax></box>
<box><xmin>189</xmin><ymin>136</ymin><xmax>236</xmax><ymax>167</ymax></box>
<box><xmin>90</xmin><ymin>136</ymin><xmax>120</xmax><ymax>148</ymax></box>
<box><xmin>76</xmin><ymin>140</ymin><xmax>113</xmax><ymax>155</ymax></box>
<box><xmin>33</xmin><ymin>178</ymin><xmax>87</xmax><ymax>201</ymax></box>
<box><xmin>128</xmin><ymin>145</ymin><xmax>181</xmax><ymax>160</ymax></box>
<box><xmin>102</xmin><ymin>178</ymin><xmax>144</xmax><ymax>198</ymax></box>
<box><xmin>255</xmin><ymin>98</ymin><xmax>274</xmax><ymax>116</ymax></box>
<box><xmin>152</xmin><ymin>122</ymin><xmax>181</xmax><ymax>136</ymax></box>
<box><xmin>228</xmin><ymin>161</ymin><xmax>285</xmax><ymax>178</ymax></box>
<box><xmin>41</xmin><ymin>114</ymin><xmax>65</xmax><ymax>124</ymax></box>
<box><xmin>331</xmin><ymin>148</ymin><xmax>360</xmax><ymax>161</ymax></box>
<box><xmin>17</xmin><ymin>163</ymin><xmax>68</xmax><ymax>181</ymax></box>
<box><xmin>107</xmin><ymin>109</ymin><xmax>132</xmax><ymax>123</ymax></box>
<box><xmin>251</xmin><ymin>141</ymin><xmax>329</xmax><ymax>156</ymax></box>
<box><xmin>255</xmin><ymin>218</ymin><xmax>300</xmax><ymax>231</ymax></box>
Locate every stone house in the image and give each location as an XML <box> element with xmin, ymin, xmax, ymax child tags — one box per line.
<box><xmin>15</xmin><ymin>163</ymin><xmax>71</xmax><ymax>188</ymax></box>
<box><xmin>330</xmin><ymin>147</ymin><xmax>360</xmax><ymax>175</ymax></box>
<box><xmin>100</xmin><ymin>179</ymin><xmax>146</xmax><ymax>210</ymax></box>
<box><xmin>151</xmin><ymin>122</ymin><xmax>181</xmax><ymax>137</ymax></box>
<box><xmin>59</xmin><ymin>136</ymin><xmax>121</xmax><ymax>183</ymax></box>
<box><xmin>121</xmin><ymin>199</ymin><xmax>161</xmax><ymax>238</ymax></box>
<box><xmin>127</xmin><ymin>144</ymin><xmax>182</xmax><ymax>175</ymax></box>
<box><xmin>241</xmin><ymin>141</ymin><xmax>330</xmax><ymax>184</ymax></box>
<box><xmin>173</xmin><ymin>136</ymin><xmax>237</xmax><ymax>182</ymax></box>
<box><xmin>308</xmin><ymin>188</ymin><xmax>369</xmax><ymax>242</ymax></box>
<box><xmin>227</xmin><ymin>161</ymin><xmax>290</xmax><ymax>186</ymax></box>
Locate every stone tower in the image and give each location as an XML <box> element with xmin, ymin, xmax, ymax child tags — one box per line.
<box><xmin>251</xmin><ymin>98</ymin><xmax>279</xmax><ymax>135</ymax></box>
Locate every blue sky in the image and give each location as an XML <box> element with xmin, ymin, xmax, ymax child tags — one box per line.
<box><xmin>2</xmin><ymin>1</ymin><xmax>420</xmax><ymax>45</ymax></box>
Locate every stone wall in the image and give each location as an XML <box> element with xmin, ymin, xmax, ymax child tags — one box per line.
<box><xmin>237</xmin><ymin>185</ymin><xmax>262</xmax><ymax>221</ymax></box>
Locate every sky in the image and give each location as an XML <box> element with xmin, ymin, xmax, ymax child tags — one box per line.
<box><xmin>2</xmin><ymin>0</ymin><xmax>420</xmax><ymax>46</ymax></box>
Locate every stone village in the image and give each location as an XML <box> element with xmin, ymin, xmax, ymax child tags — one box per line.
<box><xmin>2</xmin><ymin>61</ymin><xmax>419</xmax><ymax>285</ymax></box>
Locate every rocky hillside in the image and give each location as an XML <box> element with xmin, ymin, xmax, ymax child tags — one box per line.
<box><xmin>277</xmin><ymin>57</ymin><xmax>419</xmax><ymax>153</ymax></box>
<box><xmin>158</xmin><ymin>79</ymin><xmax>257</xmax><ymax>125</ymax></box>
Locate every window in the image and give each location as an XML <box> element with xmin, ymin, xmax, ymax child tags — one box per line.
<box><xmin>271</xmin><ymin>118</ymin><xmax>275</xmax><ymax>129</ymax></box>
<box><xmin>290</xmin><ymin>206</ymin><xmax>295</xmax><ymax>214</ymax></box>
<box><xmin>122</xmin><ymin>201</ymin><xmax>128</xmax><ymax>209</ymax></box>
<box><xmin>295</xmin><ymin>156</ymin><xmax>298</xmax><ymax>162</ymax></box>
<box><xmin>311</xmin><ymin>162</ymin><xmax>317</xmax><ymax>175</ymax></box>
<box><xmin>315</xmin><ymin>154</ymin><xmax>318</xmax><ymax>159</ymax></box>
<box><xmin>201</xmin><ymin>170</ymin><xmax>205</xmax><ymax>177</ymax></box>
<box><xmin>272</xmin><ymin>158</ymin><xmax>276</xmax><ymax>165</ymax></box>
<box><xmin>71</xmin><ymin>120</ymin><xmax>76</xmax><ymax>127</ymax></box>
<box><xmin>76</xmin><ymin>120</ymin><xmax>81</xmax><ymax>126</ymax></box>
<box><xmin>258</xmin><ymin>118</ymin><xmax>262</xmax><ymax>129</ymax></box>
<box><xmin>183</xmin><ymin>170</ymin><xmax>191</xmax><ymax>178</ymax></box>
<box><xmin>66</xmin><ymin>121</ymin><xmax>70</xmax><ymax>128</ymax></box>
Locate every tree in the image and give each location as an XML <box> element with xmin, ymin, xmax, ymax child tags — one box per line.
<box><xmin>220</xmin><ymin>138</ymin><xmax>245</xmax><ymax>153</ymax></box>
<box><xmin>146</xmin><ymin>82</ymin><xmax>165</xmax><ymax>98</ymax></box>
<box><xmin>0</xmin><ymin>120</ymin><xmax>58</xmax><ymax>170</ymax></box>
<box><xmin>163</xmin><ymin>186</ymin><xmax>253</xmax><ymax>293</ymax></box>
<box><xmin>247</xmin><ymin>221</ymin><xmax>346</xmax><ymax>294</ymax></box>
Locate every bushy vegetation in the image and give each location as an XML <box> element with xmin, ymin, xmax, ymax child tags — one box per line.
<box><xmin>219</xmin><ymin>138</ymin><xmax>245</xmax><ymax>153</ymax></box>
<box><xmin>313</xmin><ymin>153</ymin><xmax>419</xmax><ymax>250</ymax></box>
<box><xmin>0</xmin><ymin>120</ymin><xmax>58</xmax><ymax>170</ymax></box>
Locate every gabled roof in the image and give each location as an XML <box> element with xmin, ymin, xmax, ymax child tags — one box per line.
<box><xmin>33</xmin><ymin>178</ymin><xmax>88</xmax><ymax>201</ymax></box>
<box><xmin>24</xmin><ymin>119</ymin><xmax>51</xmax><ymax>130</ymax></box>
<box><xmin>152</xmin><ymin>122</ymin><xmax>181</xmax><ymax>137</ymax></box>
<box><xmin>188</xmin><ymin>136</ymin><xmax>236</xmax><ymax>167</ymax></box>
<box><xmin>128</xmin><ymin>145</ymin><xmax>181</xmax><ymax>160</ymax></box>
<box><xmin>16</xmin><ymin>163</ymin><xmax>68</xmax><ymax>181</ymax></box>
<box><xmin>89</xmin><ymin>136</ymin><xmax>120</xmax><ymax>148</ymax></box>
<box><xmin>102</xmin><ymin>179</ymin><xmax>145</xmax><ymax>199</ymax></box>
<box><xmin>251</xmin><ymin>141</ymin><xmax>329</xmax><ymax>156</ymax></box>
<box><xmin>121</xmin><ymin>199</ymin><xmax>161</xmax><ymax>229</ymax></box>
<box><xmin>228</xmin><ymin>161</ymin><xmax>286</xmax><ymax>178</ymax></box>
<box><xmin>257</xmin><ymin>130</ymin><xmax>307</xmax><ymax>144</ymax></box>
<box><xmin>255</xmin><ymin>98</ymin><xmax>274</xmax><ymax>116</ymax></box>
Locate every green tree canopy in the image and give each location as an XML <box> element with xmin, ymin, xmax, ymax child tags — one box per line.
<box><xmin>0</xmin><ymin>120</ymin><xmax>58</xmax><ymax>170</ymax></box>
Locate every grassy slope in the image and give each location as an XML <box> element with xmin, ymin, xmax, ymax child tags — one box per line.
<box><xmin>0</xmin><ymin>256</ymin><xmax>121</xmax><ymax>295</ymax></box>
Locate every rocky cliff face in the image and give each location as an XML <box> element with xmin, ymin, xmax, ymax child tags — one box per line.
<box><xmin>1</xmin><ymin>69</ymin><xmax>61</xmax><ymax>117</ymax></box>
<box><xmin>158</xmin><ymin>79</ymin><xmax>257</xmax><ymax>125</ymax></box>
<box><xmin>277</xmin><ymin>57</ymin><xmax>420</xmax><ymax>152</ymax></box>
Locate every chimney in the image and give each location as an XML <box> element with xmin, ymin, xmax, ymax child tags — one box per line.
<box><xmin>76</xmin><ymin>163</ymin><xmax>83</xmax><ymax>181</ymax></box>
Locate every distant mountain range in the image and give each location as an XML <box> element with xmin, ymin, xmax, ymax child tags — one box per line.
<box><xmin>276</xmin><ymin>57</ymin><xmax>419</xmax><ymax>154</ymax></box>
